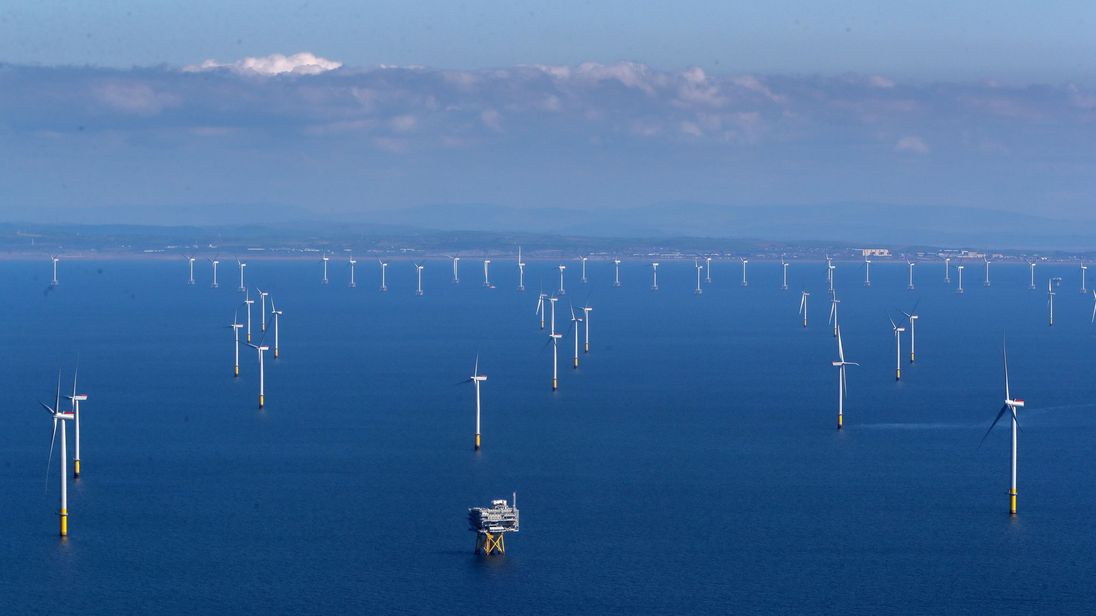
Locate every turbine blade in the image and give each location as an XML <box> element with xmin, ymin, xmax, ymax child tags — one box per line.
<box><xmin>474</xmin><ymin>354</ymin><xmax>479</xmax><ymax>376</ymax></box>
<box><xmin>1003</xmin><ymin>341</ymin><xmax>1010</xmax><ymax>402</ymax></box>
<box><xmin>45</xmin><ymin>416</ymin><xmax>58</xmax><ymax>493</ymax></box>
<box><xmin>54</xmin><ymin>369</ymin><xmax>61</xmax><ymax>417</ymax></box>
<box><xmin>979</xmin><ymin>404</ymin><xmax>1010</xmax><ymax>448</ymax></box>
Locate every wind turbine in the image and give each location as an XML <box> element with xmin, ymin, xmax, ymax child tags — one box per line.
<box><xmin>694</xmin><ymin>259</ymin><xmax>704</xmax><ymax>295</ymax></box>
<box><xmin>348</xmin><ymin>256</ymin><xmax>357</xmax><ymax>288</ymax></box>
<box><xmin>452</xmin><ymin>256</ymin><xmax>461</xmax><ymax>284</ymax></box>
<box><xmin>1082</xmin><ymin>261</ymin><xmax>1088</xmax><ymax>294</ymax></box>
<box><xmin>258</xmin><ymin>288</ymin><xmax>269</xmax><ymax>332</ymax></box>
<box><xmin>782</xmin><ymin>256</ymin><xmax>788</xmax><ymax>290</ymax></box>
<box><xmin>832</xmin><ymin>326</ymin><xmax>859</xmax><ymax>430</ymax></box>
<box><xmin>705</xmin><ymin>256</ymin><xmax>712</xmax><ymax>283</ymax></box>
<box><xmin>548</xmin><ymin>296</ymin><xmax>558</xmax><ymax>335</ymax></box>
<box><xmin>464</xmin><ymin>356</ymin><xmax>487</xmax><ymax>450</ymax></box>
<box><xmin>902</xmin><ymin>301</ymin><xmax>920</xmax><ymax>363</ymax></box>
<box><xmin>890</xmin><ymin>319</ymin><xmax>906</xmax><ymax>381</ymax></box>
<box><xmin>483</xmin><ymin>259</ymin><xmax>493</xmax><ymax>288</ymax></box>
<box><xmin>41</xmin><ymin>371</ymin><xmax>74</xmax><ymax>536</ymax></box>
<box><xmin>517</xmin><ymin>247</ymin><xmax>526</xmax><ymax>291</ymax></box>
<box><xmin>535</xmin><ymin>291</ymin><xmax>548</xmax><ymax>330</ymax></box>
<box><xmin>569</xmin><ymin>305</ymin><xmax>583</xmax><ymax>368</ymax></box>
<box><xmin>1028</xmin><ymin>260</ymin><xmax>1036</xmax><ymax>290</ymax></box>
<box><xmin>613</xmin><ymin>258</ymin><xmax>622</xmax><ymax>288</ymax></box>
<box><xmin>581</xmin><ymin>256</ymin><xmax>588</xmax><ymax>284</ymax></box>
<box><xmin>798</xmin><ymin>291</ymin><xmax>810</xmax><ymax>328</ymax></box>
<box><xmin>415</xmin><ymin>263</ymin><xmax>425</xmax><ymax>296</ymax></box>
<box><xmin>322</xmin><ymin>253</ymin><xmax>329</xmax><ymax>285</ymax></box>
<box><xmin>1048</xmin><ymin>277</ymin><xmax>1056</xmax><ymax>326</ymax></box>
<box><xmin>229</xmin><ymin>310</ymin><xmax>243</xmax><ymax>377</ymax></box>
<box><xmin>906</xmin><ymin>259</ymin><xmax>916</xmax><ymax>290</ymax></box>
<box><xmin>651</xmin><ymin>262</ymin><xmax>659</xmax><ymax>291</ymax></box>
<box><xmin>271</xmin><ymin>299</ymin><xmax>282</xmax><ymax>359</ymax></box>
<box><xmin>237</xmin><ymin>259</ymin><xmax>247</xmax><ymax>291</ymax></box>
<box><xmin>957</xmin><ymin>264</ymin><xmax>966</xmax><ymax>294</ymax></box>
<box><xmin>825</xmin><ymin>255</ymin><xmax>833</xmax><ymax>291</ymax></box>
<box><xmin>210</xmin><ymin>257</ymin><xmax>219</xmax><ymax>288</ymax></box>
<box><xmin>50</xmin><ymin>255</ymin><xmax>60</xmax><ymax>287</ymax></box>
<box><xmin>64</xmin><ymin>366</ymin><xmax>88</xmax><ymax>478</ymax></box>
<box><xmin>248</xmin><ymin>338</ymin><xmax>270</xmax><ymax>409</ymax></box>
<box><xmin>379</xmin><ymin>259</ymin><xmax>388</xmax><ymax>292</ymax></box>
<box><xmin>558</xmin><ymin>264</ymin><xmax>567</xmax><ymax>296</ymax></box>
<box><xmin>864</xmin><ymin>257</ymin><xmax>872</xmax><ymax>287</ymax></box>
<box><xmin>983</xmin><ymin>256</ymin><xmax>992</xmax><ymax>287</ymax></box>
<box><xmin>741</xmin><ymin>258</ymin><xmax>749</xmax><ymax>287</ymax></box>
<box><xmin>582</xmin><ymin>305</ymin><xmax>593</xmax><ymax>353</ymax></box>
<box><xmin>980</xmin><ymin>342</ymin><xmax>1024</xmax><ymax>515</ymax></box>
<box><xmin>187</xmin><ymin>256</ymin><xmax>196</xmax><ymax>285</ymax></box>
<box><xmin>828</xmin><ymin>292</ymin><xmax>840</xmax><ymax>337</ymax></box>
<box><xmin>944</xmin><ymin>257</ymin><xmax>951</xmax><ymax>284</ymax></box>
<box><xmin>549</xmin><ymin>331</ymin><xmax>563</xmax><ymax>391</ymax></box>
<box><xmin>244</xmin><ymin>289</ymin><xmax>254</xmax><ymax>343</ymax></box>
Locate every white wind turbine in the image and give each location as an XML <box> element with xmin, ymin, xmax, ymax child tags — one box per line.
<box><xmin>229</xmin><ymin>310</ymin><xmax>243</xmax><ymax>377</ymax></box>
<box><xmin>832</xmin><ymin>326</ymin><xmax>859</xmax><ymax>430</ymax></box>
<box><xmin>906</xmin><ymin>259</ymin><xmax>915</xmax><ymax>290</ymax></box>
<box><xmin>890</xmin><ymin>318</ymin><xmax>906</xmax><ymax>381</ymax></box>
<box><xmin>782</xmin><ymin>256</ymin><xmax>788</xmax><ymax>290</ymax></box>
<box><xmin>741</xmin><ymin>258</ymin><xmax>749</xmax><ymax>287</ymax></box>
<box><xmin>517</xmin><ymin>247</ymin><xmax>526</xmax><ymax>291</ymax></box>
<box><xmin>1048</xmin><ymin>277</ymin><xmax>1056</xmax><ymax>326</ymax></box>
<box><xmin>41</xmin><ymin>371</ymin><xmax>74</xmax><ymax>536</ymax></box>
<box><xmin>798</xmin><ymin>291</ymin><xmax>810</xmax><ymax>328</ymax></box>
<box><xmin>463</xmin><ymin>356</ymin><xmax>487</xmax><ymax>450</ymax></box>
<box><xmin>694</xmin><ymin>259</ymin><xmax>704</xmax><ymax>295</ymax></box>
<box><xmin>902</xmin><ymin>301</ymin><xmax>920</xmax><ymax>363</ymax></box>
<box><xmin>705</xmin><ymin>256</ymin><xmax>712</xmax><ymax>283</ymax></box>
<box><xmin>348</xmin><ymin>256</ymin><xmax>357</xmax><ymax>288</ymax></box>
<box><xmin>558</xmin><ymin>264</ymin><xmax>567</xmax><ymax>296</ymax></box>
<box><xmin>210</xmin><ymin>257</ymin><xmax>220</xmax><ymax>288</ymax></box>
<box><xmin>322</xmin><ymin>253</ymin><xmax>329</xmax><ymax>285</ymax></box>
<box><xmin>825</xmin><ymin>255</ymin><xmax>832</xmax><ymax>291</ymax></box>
<box><xmin>258</xmin><ymin>288</ymin><xmax>269</xmax><ymax>332</ymax></box>
<box><xmin>581</xmin><ymin>256</ymin><xmax>588</xmax><ymax>284</ymax></box>
<box><xmin>982</xmin><ymin>256</ymin><xmax>991</xmax><ymax>287</ymax></box>
<box><xmin>549</xmin><ymin>330</ymin><xmax>563</xmax><ymax>391</ymax></box>
<box><xmin>244</xmin><ymin>289</ymin><xmax>254</xmax><ymax>343</ymax></box>
<box><xmin>64</xmin><ymin>366</ymin><xmax>88</xmax><ymax>478</ymax></box>
<box><xmin>1028</xmin><ymin>260</ymin><xmax>1036</xmax><ymax>290</ymax></box>
<box><xmin>248</xmin><ymin>337</ymin><xmax>270</xmax><ymax>409</ymax></box>
<box><xmin>569</xmin><ymin>305</ymin><xmax>583</xmax><ymax>368</ymax></box>
<box><xmin>379</xmin><ymin>259</ymin><xmax>388</xmax><ymax>292</ymax></box>
<box><xmin>237</xmin><ymin>259</ymin><xmax>247</xmax><ymax>291</ymax></box>
<box><xmin>187</xmin><ymin>256</ymin><xmax>196</xmax><ymax>286</ymax></box>
<box><xmin>271</xmin><ymin>299</ymin><xmax>282</xmax><ymax>359</ymax></box>
<box><xmin>864</xmin><ymin>257</ymin><xmax>872</xmax><ymax>287</ymax></box>
<box><xmin>50</xmin><ymin>255</ymin><xmax>60</xmax><ymax>287</ymax></box>
<box><xmin>957</xmin><ymin>263</ymin><xmax>966</xmax><ymax>294</ymax></box>
<box><xmin>548</xmin><ymin>296</ymin><xmax>558</xmax><ymax>335</ymax></box>
<box><xmin>651</xmin><ymin>262</ymin><xmax>659</xmax><ymax>291</ymax></box>
<box><xmin>582</xmin><ymin>305</ymin><xmax>593</xmax><ymax>353</ymax></box>
<box><xmin>980</xmin><ymin>342</ymin><xmax>1024</xmax><ymax>515</ymax></box>
<box><xmin>535</xmin><ymin>291</ymin><xmax>548</xmax><ymax>330</ymax></box>
<box><xmin>483</xmin><ymin>259</ymin><xmax>493</xmax><ymax>288</ymax></box>
<box><xmin>452</xmin><ymin>256</ymin><xmax>461</xmax><ymax>284</ymax></box>
<box><xmin>613</xmin><ymin>258</ymin><xmax>622</xmax><ymax>288</ymax></box>
<box><xmin>1081</xmin><ymin>261</ymin><xmax>1088</xmax><ymax>294</ymax></box>
<box><xmin>415</xmin><ymin>263</ymin><xmax>425</xmax><ymax>296</ymax></box>
<box><xmin>828</xmin><ymin>291</ymin><xmax>840</xmax><ymax>337</ymax></box>
<box><xmin>945</xmin><ymin>257</ymin><xmax>951</xmax><ymax>284</ymax></box>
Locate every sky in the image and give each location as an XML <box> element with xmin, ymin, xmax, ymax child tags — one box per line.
<box><xmin>1</xmin><ymin>2</ymin><xmax>1096</xmax><ymax>229</ymax></box>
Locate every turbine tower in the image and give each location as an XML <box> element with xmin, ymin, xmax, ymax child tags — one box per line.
<box><xmin>828</xmin><ymin>292</ymin><xmax>840</xmax><ymax>338</ymax></box>
<box><xmin>244</xmin><ymin>289</ymin><xmax>254</xmax><ymax>343</ymax></box>
<box><xmin>613</xmin><ymin>258</ymin><xmax>622</xmax><ymax>288</ymax></box>
<box><xmin>944</xmin><ymin>257</ymin><xmax>951</xmax><ymax>283</ymax></box>
<box><xmin>415</xmin><ymin>263</ymin><xmax>424</xmax><ymax>296</ymax></box>
<box><xmin>1028</xmin><ymin>261</ymin><xmax>1036</xmax><ymax>290</ymax></box>
<box><xmin>651</xmin><ymin>262</ymin><xmax>659</xmax><ymax>291</ymax></box>
<box><xmin>864</xmin><ymin>257</ymin><xmax>872</xmax><ymax>287</ymax></box>
<box><xmin>258</xmin><ymin>288</ymin><xmax>269</xmax><ymax>332</ymax></box>
<box><xmin>581</xmin><ymin>256</ymin><xmax>588</xmax><ymax>284</ymax></box>
<box><xmin>983</xmin><ymin>256</ymin><xmax>992</xmax><ymax>287</ymax></box>
<box><xmin>64</xmin><ymin>367</ymin><xmax>88</xmax><ymax>478</ymax></box>
<box><xmin>570</xmin><ymin>305</ymin><xmax>582</xmax><ymax>368</ymax></box>
<box><xmin>465</xmin><ymin>356</ymin><xmax>487</xmax><ymax>450</ymax></box>
<box><xmin>229</xmin><ymin>310</ymin><xmax>243</xmax><ymax>377</ymax></box>
<box><xmin>907</xmin><ymin>259</ymin><xmax>916</xmax><ymax>290</ymax></box>
<box><xmin>1082</xmin><ymin>262</ymin><xmax>1088</xmax><ymax>294</ymax></box>
<box><xmin>957</xmin><ymin>264</ymin><xmax>966</xmax><ymax>294</ymax></box>
<box><xmin>271</xmin><ymin>299</ymin><xmax>282</xmax><ymax>359</ymax></box>
<box><xmin>41</xmin><ymin>371</ymin><xmax>74</xmax><ymax>536</ymax></box>
<box><xmin>980</xmin><ymin>343</ymin><xmax>1024</xmax><ymax>515</ymax></box>
<box><xmin>1048</xmin><ymin>277</ymin><xmax>1056</xmax><ymax>326</ymax></box>
<box><xmin>322</xmin><ymin>253</ymin><xmax>329</xmax><ymax>285</ymax></box>
<box><xmin>890</xmin><ymin>319</ymin><xmax>906</xmax><ymax>381</ymax></box>
<box><xmin>798</xmin><ymin>291</ymin><xmax>810</xmax><ymax>328</ymax></box>
<box><xmin>902</xmin><ymin>302</ymin><xmax>920</xmax><ymax>363</ymax></box>
<box><xmin>210</xmin><ymin>257</ymin><xmax>220</xmax><ymax>288</ymax></box>
<box><xmin>248</xmin><ymin>340</ymin><xmax>270</xmax><ymax>408</ymax></box>
<box><xmin>825</xmin><ymin>255</ymin><xmax>833</xmax><ymax>292</ymax></box>
<box><xmin>705</xmin><ymin>256</ymin><xmax>712</xmax><ymax>283</ymax></box>
<box><xmin>782</xmin><ymin>256</ymin><xmax>788</xmax><ymax>290</ymax></box>
<box><xmin>379</xmin><ymin>259</ymin><xmax>388</xmax><ymax>292</ymax></box>
<box><xmin>832</xmin><ymin>326</ymin><xmax>859</xmax><ymax>430</ymax></box>
<box><xmin>237</xmin><ymin>259</ymin><xmax>247</xmax><ymax>292</ymax></box>
<box><xmin>452</xmin><ymin>256</ymin><xmax>461</xmax><ymax>284</ymax></box>
<box><xmin>549</xmin><ymin>332</ymin><xmax>563</xmax><ymax>391</ymax></box>
<box><xmin>582</xmin><ymin>305</ymin><xmax>593</xmax><ymax>353</ymax></box>
<box><xmin>694</xmin><ymin>259</ymin><xmax>704</xmax><ymax>295</ymax></box>
<box><xmin>557</xmin><ymin>264</ymin><xmax>567</xmax><ymax>296</ymax></box>
<box><xmin>50</xmin><ymin>255</ymin><xmax>60</xmax><ymax>287</ymax></box>
<box><xmin>483</xmin><ymin>259</ymin><xmax>493</xmax><ymax>288</ymax></box>
<box><xmin>741</xmin><ymin>258</ymin><xmax>749</xmax><ymax>287</ymax></box>
<box><xmin>348</xmin><ymin>256</ymin><xmax>357</xmax><ymax>288</ymax></box>
<box><xmin>535</xmin><ymin>292</ymin><xmax>548</xmax><ymax>330</ymax></box>
<box><xmin>517</xmin><ymin>247</ymin><xmax>526</xmax><ymax>291</ymax></box>
<box><xmin>187</xmin><ymin>256</ymin><xmax>196</xmax><ymax>286</ymax></box>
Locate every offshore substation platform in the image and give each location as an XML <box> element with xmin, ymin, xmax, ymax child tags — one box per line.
<box><xmin>468</xmin><ymin>493</ymin><xmax>519</xmax><ymax>556</ymax></box>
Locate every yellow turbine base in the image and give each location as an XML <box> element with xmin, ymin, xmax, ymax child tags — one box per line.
<box><xmin>475</xmin><ymin>434</ymin><xmax>481</xmax><ymax>450</ymax></box>
<box><xmin>274</xmin><ymin>348</ymin><xmax>279</xmax><ymax>359</ymax></box>
<box><xmin>837</xmin><ymin>415</ymin><xmax>843</xmax><ymax>430</ymax></box>
<box><xmin>259</xmin><ymin>394</ymin><xmax>264</xmax><ymax>408</ymax></box>
<box><xmin>573</xmin><ymin>358</ymin><xmax>579</xmax><ymax>368</ymax></box>
<box><xmin>234</xmin><ymin>365</ymin><xmax>239</xmax><ymax>377</ymax></box>
<box><xmin>1010</xmin><ymin>489</ymin><xmax>1017</xmax><ymax>515</ymax></box>
<box><xmin>247</xmin><ymin>334</ymin><xmax>251</xmax><ymax>343</ymax></box>
<box><xmin>896</xmin><ymin>370</ymin><xmax>901</xmax><ymax>381</ymax></box>
<box><xmin>910</xmin><ymin>353</ymin><xmax>915</xmax><ymax>363</ymax></box>
<box><xmin>552</xmin><ymin>378</ymin><xmax>558</xmax><ymax>391</ymax></box>
<box><xmin>74</xmin><ymin>459</ymin><xmax>80</xmax><ymax>478</ymax></box>
<box><xmin>478</xmin><ymin>532</ymin><xmax>506</xmax><ymax>556</ymax></box>
<box><xmin>60</xmin><ymin>509</ymin><xmax>68</xmax><ymax>537</ymax></box>
<box><xmin>585</xmin><ymin>344</ymin><xmax>589</xmax><ymax>353</ymax></box>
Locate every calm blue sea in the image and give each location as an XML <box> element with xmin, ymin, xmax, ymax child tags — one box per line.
<box><xmin>2</xmin><ymin>257</ymin><xmax>1095</xmax><ymax>615</ymax></box>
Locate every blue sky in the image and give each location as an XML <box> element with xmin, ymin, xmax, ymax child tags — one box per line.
<box><xmin>1</xmin><ymin>2</ymin><xmax>1095</xmax><ymax>227</ymax></box>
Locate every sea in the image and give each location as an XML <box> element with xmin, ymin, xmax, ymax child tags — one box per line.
<box><xmin>2</xmin><ymin>257</ymin><xmax>1095</xmax><ymax>614</ymax></box>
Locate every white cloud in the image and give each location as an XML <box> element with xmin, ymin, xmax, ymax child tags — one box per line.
<box><xmin>184</xmin><ymin>52</ymin><xmax>341</xmax><ymax>76</ymax></box>
<box><xmin>94</xmin><ymin>82</ymin><xmax>179</xmax><ymax>114</ymax></box>
<box><xmin>894</xmin><ymin>136</ymin><xmax>930</xmax><ymax>154</ymax></box>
